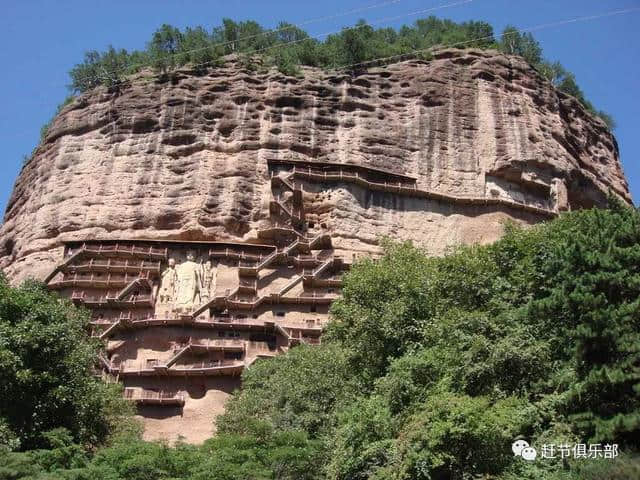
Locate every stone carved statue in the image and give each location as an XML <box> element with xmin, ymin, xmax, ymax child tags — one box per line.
<box><xmin>158</xmin><ymin>258</ymin><xmax>177</xmax><ymax>305</ymax></box>
<box><xmin>199</xmin><ymin>260</ymin><xmax>216</xmax><ymax>303</ymax></box>
<box><xmin>174</xmin><ymin>251</ymin><xmax>201</xmax><ymax>312</ymax></box>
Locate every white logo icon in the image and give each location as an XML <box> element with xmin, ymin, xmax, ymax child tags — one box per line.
<box><xmin>512</xmin><ymin>440</ymin><xmax>529</xmax><ymax>456</ymax></box>
<box><xmin>512</xmin><ymin>440</ymin><xmax>537</xmax><ymax>461</ymax></box>
<box><xmin>522</xmin><ymin>447</ymin><xmax>537</xmax><ymax>461</ymax></box>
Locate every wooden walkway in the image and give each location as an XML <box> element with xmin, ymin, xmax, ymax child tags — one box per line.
<box><xmin>284</xmin><ymin>164</ymin><xmax>556</xmax><ymax>218</ymax></box>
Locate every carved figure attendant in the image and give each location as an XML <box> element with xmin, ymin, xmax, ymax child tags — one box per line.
<box><xmin>158</xmin><ymin>258</ymin><xmax>177</xmax><ymax>305</ymax></box>
<box><xmin>200</xmin><ymin>260</ymin><xmax>216</xmax><ymax>303</ymax></box>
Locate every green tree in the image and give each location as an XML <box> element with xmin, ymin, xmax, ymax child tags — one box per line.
<box><xmin>462</xmin><ymin>20</ymin><xmax>495</xmax><ymax>48</ymax></box>
<box><xmin>273</xmin><ymin>47</ymin><xmax>301</xmax><ymax>76</ymax></box>
<box><xmin>0</xmin><ymin>278</ymin><xmax>133</xmax><ymax>450</ymax></box>
<box><xmin>498</xmin><ymin>25</ymin><xmax>543</xmax><ymax>65</ymax></box>
<box><xmin>340</xmin><ymin>20</ymin><xmax>373</xmax><ymax>68</ymax></box>
<box><xmin>237</xmin><ymin>20</ymin><xmax>274</xmax><ymax>52</ymax></box>
<box><xmin>178</xmin><ymin>26</ymin><xmax>219</xmax><ymax>72</ymax></box>
<box><xmin>326</xmin><ymin>240</ymin><xmax>433</xmax><ymax>384</ymax></box>
<box><xmin>384</xmin><ymin>390</ymin><xmax>529</xmax><ymax>479</ymax></box>
<box><xmin>275</xmin><ymin>21</ymin><xmax>309</xmax><ymax>44</ymax></box>
<box><xmin>218</xmin><ymin>344</ymin><xmax>359</xmax><ymax>438</ymax></box>
<box><xmin>326</xmin><ymin>395</ymin><xmax>394</xmax><ymax>480</ymax></box>
<box><xmin>68</xmin><ymin>50</ymin><xmax>103</xmax><ymax>93</ymax></box>
<box><xmin>537</xmin><ymin>60</ymin><xmax>615</xmax><ymax>129</ymax></box>
<box><xmin>521</xmin><ymin>203</ymin><xmax>640</xmax><ymax>445</ymax></box>
<box><xmin>215</xmin><ymin>18</ymin><xmax>239</xmax><ymax>54</ymax></box>
<box><xmin>3</xmin><ymin>206</ymin><xmax>640</xmax><ymax>479</ymax></box>
<box><xmin>64</xmin><ymin>16</ymin><xmax>615</xmax><ymax>129</ymax></box>
<box><xmin>98</xmin><ymin>46</ymin><xmax>130</xmax><ymax>88</ymax></box>
<box><xmin>148</xmin><ymin>24</ymin><xmax>183</xmax><ymax>75</ymax></box>
<box><xmin>196</xmin><ymin>426</ymin><xmax>322</xmax><ymax>480</ymax></box>
<box><xmin>68</xmin><ymin>47</ymin><xmax>132</xmax><ymax>93</ymax></box>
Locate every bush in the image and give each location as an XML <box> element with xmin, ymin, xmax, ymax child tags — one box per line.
<box><xmin>218</xmin><ymin>344</ymin><xmax>359</xmax><ymax>437</ymax></box>
<box><xmin>386</xmin><ymin>390</ymin><xmax>529</xmax><ymax>479</ymax></box>
<box><xmin>0</xmin><ymin>278</ymin><xmax>134</xmax><ymax>450</ymax></box>
<box><xmin>4</xmin><ymin>203</ymin><xmax>638</xmax><ymax>479</ymax></box>
<box><xmin>218</xmin><ymin>203</ymin><xmax>640</xmax><ymax>479</ymax></box>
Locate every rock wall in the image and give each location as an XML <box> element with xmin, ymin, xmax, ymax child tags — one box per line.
<box><xmin>0</xmin><ymin>48</ymin><xmax>631</xmax><ymax>442</ymax></box>
<box><xmin>0</xmin><ymin>48</ymin><xmax>629</xmax><ymax>282</ymax></box>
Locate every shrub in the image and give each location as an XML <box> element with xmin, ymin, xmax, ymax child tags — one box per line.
<box><xmin>0</xmin><ymin>278</ymin><xmax>134</xmax><ymax>450</ymax></box>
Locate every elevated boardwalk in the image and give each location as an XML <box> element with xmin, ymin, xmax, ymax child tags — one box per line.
<box><xmin>268</xmin><ymin>159</ymin><xmax>556</xmax><ymax>218</ymax></box>
<box><xmin>49</xmin><ymin>271</ymin><xmax>154</xmax><ymax>290</ymax></box>
<box><xmin>124</xmin><ymin>388</ymin><xmax>185</xmax><ymax>406</ymax></box>
<box><xmin>268</xmin><ymin>158</ymin><xmax>418</xmax><ymax>185</ymax></box>
<box><xmin>47</xmin><ymin>160</ymin><xmax>404</xmax><ymax>416</ymax></box>
<box><xmin>114</xmin><ymin>359</ymin><xmax>245</xmax><ymax>377</ymax></box>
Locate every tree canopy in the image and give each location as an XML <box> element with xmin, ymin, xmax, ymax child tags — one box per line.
<box><xmin>25</xmin><ymin>17</ymin><xmax>618</xmax><ymax>169</ymax></box>
<box><xmin>64</xmin><ymin>17</ymin><xmax>614</xmax><ymax>129</ymax></box>
<box><xmin>496</xmin><ymin>25</ymin><xmax>615</xmax><ymax>129</ymax></box>
<box><xmin>0</xmin><ymin>278</ymin><xmax>133</xmax><ymax>451</ymax></box>
<box><xmin>218</xmin><ymin>201</ymin><xmax>640</xmax><ymax>479</ymax></box>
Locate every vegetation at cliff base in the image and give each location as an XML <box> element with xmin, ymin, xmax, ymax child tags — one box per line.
<box><xmin>217</xmin><ymin>200</ymin><xmax>640</xmax><ymax>479</ymax></box>
<box><xmin>64</xmin><ymin>17</ymin><xmax>613</xmax><ymax>129</ymax></box>
<box><xmin>2</xmin><ymin>202</ymin><xmax>639</xmax><ymax>479</ymax></box>
<box><xmin>0</xmin><ymin>278</ymin><xmax>134</xmax><ymax>452</ymax></box>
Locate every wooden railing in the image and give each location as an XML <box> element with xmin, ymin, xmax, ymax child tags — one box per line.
<box><xmin>238</xmin><ymin>250</ymin><xmax>284</xmax><ymax>276</ymax></box>
<box><xmin>289</xmin><ymin>167</ymin><xmax>555</xmax><ymax>217</ymax></box>
<box><xmin>270</xmin><ymin>172</ymin><xmax>297</xmax><ymax>192</ymax></box>
<box><xmin>115</xmin><ymin>356</ymin><xmax>245</xmax><ymax>375</ymax></box>
<box><xmin>124</xmin><ymin>388</ymin><xmax>185</xmax><ymax>405</ymax></box>
<box><xmin>173</xmin><ymin>359</ymin><xmax>243</xmax><ymax>369</ymax></box>
<box><xmin>268</xmin><ymin>159</ymin><xmax>417</xmax><ymax>186</ymax></box>
<box><xmin>270</xmin><ymin>196</ymin><xmax>304</xmax><ymax>223</ymax></box>
<box><xmin>50</xmin><ymin>271</ymin><xmax>152</xmax><ymax>289</ymax></box>
<box><xmin>209</xmin><ymin>248</ymin><xmax>264</xmax><ymax>261</ymax></box>
<box><xmin>278</xmin><ymin>275</ymin><xmax>303</xmax><ymax>296</ymax></box>
<box><xmin>66</xmin><ymin>259</ymin><xmax>161</xmax><ymax>274</ymax></box>
<box><xmin>78</xmin><ymin>243</ymin><xmax>168</xmax><ymax>259</ymax></box>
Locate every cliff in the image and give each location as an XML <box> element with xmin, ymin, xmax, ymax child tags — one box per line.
<box><xmin>0</xmin><ymin>48</ymin><xmax>630</xmax><ymax>283</ymax></box>
<box><xmin>0</xmin><ymin>48</ymin><xmax>631</xmax><ymax>442</ymax></box>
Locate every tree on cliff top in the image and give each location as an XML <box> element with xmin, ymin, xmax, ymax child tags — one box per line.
<box><xmin>63</xmin><ymin>16</ymin><xmax>614</xmax><ymax>131</ymax></box>
<box><xmin>497</xmin><ymin>25</ymin><xmax>615</xmax><ymax>128</ymax></box>
<box><xmin>148</xmin><ymin>24</ymin><xmax>183</xmax><ymax>76</ymax></box>
<box><xmin>498</xmin><ymin>25</ymin><xmax>543</xmax><ymax>65</ymax></box>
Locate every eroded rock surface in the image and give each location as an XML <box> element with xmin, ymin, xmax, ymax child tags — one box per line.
<box><xmin>0</xmin><ymin>48</ymin><xmax>631</xmax><ymax>443</ymax></box>
<box><xmin>0</xmin><ymin>48</ymin><xmax>630</xmax><ymax>282</ymax></box>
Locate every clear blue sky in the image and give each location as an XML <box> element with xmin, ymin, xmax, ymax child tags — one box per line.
<box><xmin>1</xmin><ymin>0</ymin><xmax>638</xmax><ymax>216</ymax></box>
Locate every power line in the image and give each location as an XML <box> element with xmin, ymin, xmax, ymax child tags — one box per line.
<box><xmin>94</xmin><ymin>0</ymin><xmax>409</xmax><ymax>78</ymax></box>
<box><xmin>70</xmin><ymin>3</ymin><xmax>639</xmax><ymax>143</ymax></box>
<box><xmin>92</xmin><ymin>0</ymin><xmax>474</xmax><ymax>83</ymax></box>
<box><xmin>10</xmin><ymin>2</ymin><xmax>640</xmax><ymax>178</ymax></box>
<box><xmin>284</xmin><ymin>0</ymin><xmax>405</xmax><ymax>27</ymax></box>
<box><xmin>156</xmin><ymin>0</ymin><xmax>473</xmax><ymax>79</ymax></box>
<box><xmin>340</xmin><ymin>6</ymin><xmax>640</xmax><ymax>70</ymax></box>
<box><xmin>99</xmin><ymin>3</ymin><xmax>639</xmax><ymax>85</ymax></box>
<box><xmin>17</xmin><ymin>5</ymin><xmax>640</xmax><ymax>120</ymax></box>
<box><xmin>243</xmin><ymin>0</ymin><xmax>473</xmax><ymax>55</ymax></box>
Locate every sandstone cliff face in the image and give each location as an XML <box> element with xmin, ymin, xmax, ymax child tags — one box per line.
<box><xmin>0</xmin><ymin>48</ymin><xmax>630</xmax><ymax>282</ymax></box>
